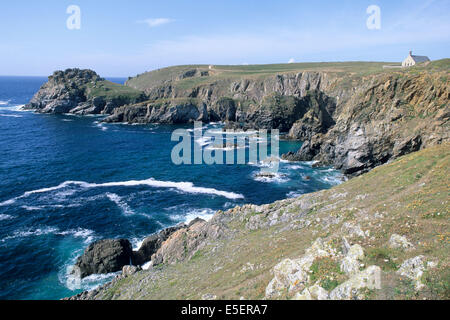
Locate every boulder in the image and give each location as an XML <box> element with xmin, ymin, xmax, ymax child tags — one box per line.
<box><xmin>72</xmin><ymin>239</ymin><xmax>133</xmax><ymax>278</ymax></box>
<box><xmin>122</xmin><ymin>265</ymin><xmax>142</xmax><ymax>277</ymax></box>
<box><xmin>388</xmin><ymin>234</ymin><xmax>415</xmax><ymax>250</ymax></box>
<box><xmin>265</xmin><ymin>238</ymin><xmax>336</xmax><ymax>298</ymax></box>
<box><xmin>340</xmin><ymin>244</ymin><xmax>364</xmax><ymax>275</ymax></box>
<box><xmin>329</xmin><ymin>265</ymin><xmax>381</xmax><ymax>300</ymax></box>
<box><xmin>397</xmin><ymin>255</ymin><xmax>426</xmax><ymax>290</ymax></box>
<box><xmin>293</xmin><ymin>285</ymin><xmax>329</xmax><ymax>300</ymax></box>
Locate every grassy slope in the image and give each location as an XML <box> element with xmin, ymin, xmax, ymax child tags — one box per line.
<box><xmin>97</xmin><ymin>143</ymin><xmax>449</xmax><ymax>300</ymax></box>
<box><xmin>84</xmin><ymin>80</ymin><xmax>144</xmax><ymax>101</ymax></box>
<box><xmin>125</xmin><ymin>60</ymin><xmax>449</xmax><ymax>94</ymax></box>
<box><xmin>126</xmin><ymin>62</ymin><xmax>391</xmax><ymax>91</ymax></box>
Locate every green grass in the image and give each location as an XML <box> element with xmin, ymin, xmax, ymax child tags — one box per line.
<box><xmin>309</xmin><ymin>257</ymin><xmax>346</xmax><ymax>291</ymax></box>
<box><xmin>125</xmin><ymin>62</ymin><xmax>396</xmax><ymax>92</ymax></box>
<box><xmin>125</xmin><ymin>59</ymin><xmax>449</xmax><ymax>96</ymax></box>
<box><xmin>85</xmin><ymin>80</ymin><xmax>144</xmax><ymax>101</ymax></box>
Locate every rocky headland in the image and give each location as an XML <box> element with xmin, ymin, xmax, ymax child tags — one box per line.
<box><xmin>24</xmin><ymin>61</ymin><xmax>449</xmax><ymax>300</ymax></box>
<box><xmin>24</xmin><ymin>68</ymin><xmax>146</xmax><ymax>115</ymax></box>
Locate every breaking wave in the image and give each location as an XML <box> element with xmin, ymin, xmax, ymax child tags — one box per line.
<box><xmin>0</xmin><ymin>178</ymin><xmax>243</xmax><ymax>207</ymax></box>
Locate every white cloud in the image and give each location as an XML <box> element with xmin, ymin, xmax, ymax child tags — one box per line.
<box><xmin>137</xmin><ymin>18</ymin><xmax>174</xmax><ymax>28</ymax></box>
<box><xmin>288</xmin><ymin>58</ymin><xmax>295</xmax><ymax>63</ymax></box>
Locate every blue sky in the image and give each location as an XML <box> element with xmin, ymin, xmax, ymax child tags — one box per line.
<box><xmin>0</xmin><ymin>0</ymin><xmax>449</xmax><ymax>76</ymax></box>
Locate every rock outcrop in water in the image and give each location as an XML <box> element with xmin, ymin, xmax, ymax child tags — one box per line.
<box><xmin>72</xmin><ymin>239</ymin><xmax>133</xmax><ymax>278</ymax></box>
<box><xmin>25</xmin><ymin>69</ymin><xmax>146</xmax><ymax>115</ymax></box>
<box><xmin>71</xmin><ymin>218</ymin><xmax>212</xmax><ymax>278</ymax></box>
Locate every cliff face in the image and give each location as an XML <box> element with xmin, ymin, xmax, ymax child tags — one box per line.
<box><xmin>109</xmin><ymin>62</ymin><xmax>449</xmax><ymax>176</ymax></box>
<box><xmin>293</xmin><ymin>71</ymin><xmax>449</xmax><ymax>175</ymax></box>
<box><xmin>104</xmin><ymin>71</ymin><xmax>339</xmax><ymax>133</ymax></box>
<box><xmin>25</xmin><ymin>69</ymin><xmax>146</xmax><ymax>115</ymax></box>
<box><xmin>27</xmin><ymin>63</ymin><xmax>449</xmax><ymax>176</ymax></box>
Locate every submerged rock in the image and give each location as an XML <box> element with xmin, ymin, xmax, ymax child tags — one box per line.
<box><xmin>72</xmin><ymin>239</ymin><xmax>133</xmax><ymax>278</ymax></box>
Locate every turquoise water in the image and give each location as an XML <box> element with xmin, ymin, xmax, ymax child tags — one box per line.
<box><xmin>0</xmin><ymin>76</ymin><xmax>344</xmax><ymax>300</ymax></box>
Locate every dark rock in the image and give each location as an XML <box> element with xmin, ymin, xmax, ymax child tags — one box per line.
<box><xmin>132</xmin><ymin>225</ymin><xmax>185</xmax><ymax>266</ymax></box>
<box><xmin>287</xmin><ymin>91</ymin><xmax>336</xmax><ymax>140</ymax></box>
<box><xmin>209</xmin><ymin>97</ymin><xmax>236</xmax><ymax>122</ymax></box>
<box><xmin>393</xmin><ymin>135</ymin><xmax>422</xmax><ymax>157</ymax></box>
<box><xmin>72</xmin><ymin>239</ymin><xmax>133</xmax><ymax>278</ymax></box>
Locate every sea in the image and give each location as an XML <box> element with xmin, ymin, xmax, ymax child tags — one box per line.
<box><xmin>0</xmin><ymin>76</ymin><xmax>344</xmax><ymax>300</ymax></box>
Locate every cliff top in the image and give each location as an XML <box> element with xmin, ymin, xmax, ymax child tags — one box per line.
<box><xmin>125</xmin><ymin>59</ymin><xmax>450</xmax><ymax>93</ymax></box>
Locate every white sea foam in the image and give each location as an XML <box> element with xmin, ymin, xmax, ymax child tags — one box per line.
<box><xmin>319</xmin><ymin>174</ymin><xmax>345</xmax><ymax>185</ymax></box>
<box><xmin>94</xmin><ymin>179</ymin><xmax>244</xmax><ymax>199</ymax></box>
<box><xmin>2</xmin><ymin>226</ymin><xmax>59</xmax><ymax>242</ymax></box>
<box><xmin>170</xmin><ymin>208</ymin><xmax>215</xmax><ymax>225</ymax></box>
<box><xmin>0</xmin><ymin>113</ymin><xmax>22</xmax><ymax>118</ymax></box>
<box><xmin>21</xmin><ymin>205</ymin><xmax>42</xmax><ymax>211</ymax></box>
<box><xmin>0</xmin><ymin>178</ymin><xmax>244</xmax><ymax>208</ymax></box>
<box><xmin>0</xmin><ymin>104</ymin><xmax>28</xmax><ymax>112</ymax></box>
<box><xmin>105</xmin><ymin>193</ymin><xmax>135</xmax><ymax>216</ymax></box>
<box><xmin>0</xmin><ymin>214</ymin><xmax>13</xmax><ymax>221</ymax></box>
<box><xmin>0</xmin><ymin>199</ymin><xmax>17</xmax><ymax>207</ymax></box>
<box><xmin>287</xmin><ymin>191</ymin><xmax>303</xmax><ymax>198</ymax></box>
<box><xmin>252</xmin><ymin>171</ymin><xmax>290</xmax><ymax>184</ymax></box>
<box><xmin>142</xmin><ymin>261</ymin><xmax>152</xmax><ymax>270</ymax></box>
<box><xmin>57</xmin><ymin>228</ymin><xmax>96</xmax><ymax>244</ymax></box>
<box><xmin>64</xmin><ymin>269</ymin><xmax>119</xmax><ymax>291</ymax></box>
<box><xmin>205</xmin><ymin>145</ymin><xmax>238</xmax><ymax>151</ymax></box>
<box><xmin>21</xmin><ymin>203</ymin><xmax>79</xmax><ymax>211</ymax></box>
<box><xmin>131</xmin><ymin>237</ymin><xmax>146</xmax><ymax>251</ymax></box>
<box><xmin>93</xmin><ymin>121</ymin><xmax>108</xmax><ymax>131</ymax></box>
<box><xmin>0</xmin><ymin>100</ymin><xmax>10</xmax><ymax>105</ymax></box>
<box><xmin>223</xmin><ymin>202</ymin><xmax>235</xmax><ymax>209</ymax></box>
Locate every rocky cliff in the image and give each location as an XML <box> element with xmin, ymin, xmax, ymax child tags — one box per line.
<box><xmin>67</xmin><ymin>143</ymin><xmax>450</xmax><ymax>300</ymax></box>
<box><xmin>27</xmin><ymin>63</ymin><xmax>448</xmax><ymax>176</ymax></box>
<box><xmin>25</xmin><ymin>69</ymin><xmax>146</xmax><ymax>115</ymax></box>
<box><xmin>290</xmin><ymin>69</ymin><xmax>449</xmax><ymax>176</ymax></box>
<box><xmin>108</xmin><ymin>61</ymin><xmax>449</xmax><ymax>176</ymax></box>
